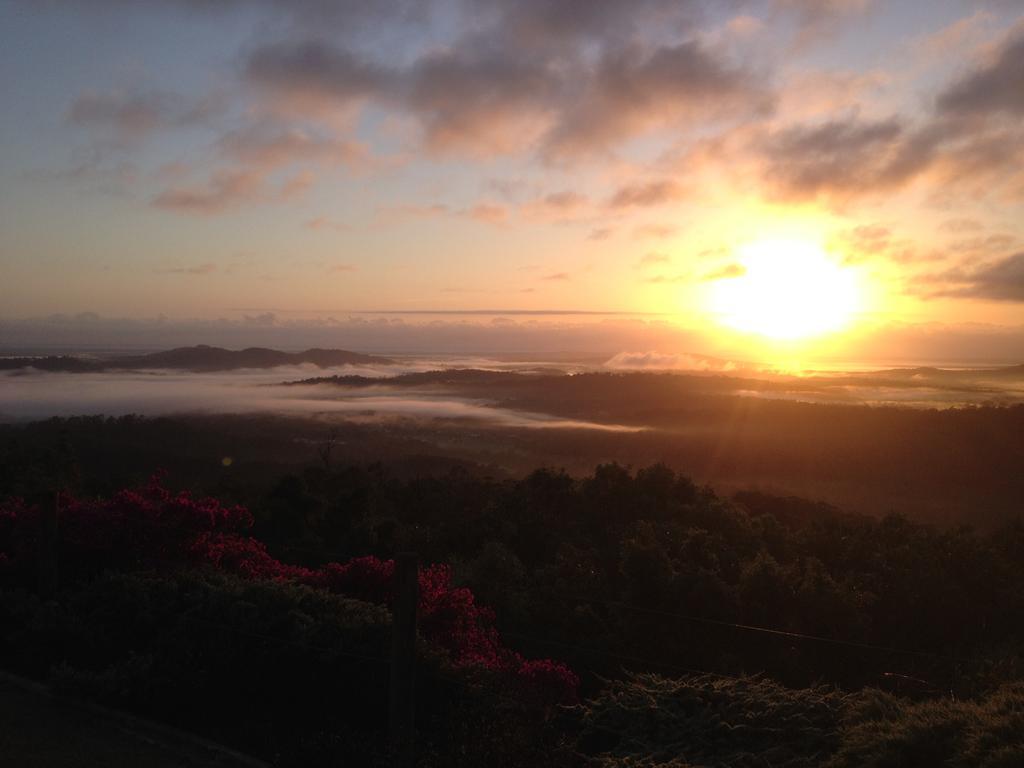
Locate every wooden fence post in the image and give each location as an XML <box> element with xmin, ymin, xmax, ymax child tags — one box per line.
<box><xmin>389</xmin><ymin>552</ymin><xmax>418</xmax><ymax>768</ymax></box>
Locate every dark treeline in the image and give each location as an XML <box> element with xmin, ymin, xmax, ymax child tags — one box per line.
<box><xmin>4</xmin><ymin>415</ymin><xmax>1022</xmax><ymax>697</ymax></box>
<box><xmin>291</xmin><ymin>367</ymin><xmax>1024</xmax><ymax>405</ymax></box>
<box><xmin>3</xmin><ymin>414</ymin><xmax>1024</xmax><ymax>765</ymax></box>
<box><xmin>4</xmin><ymin>391</ymin><xmax>1024</xmax><ymax>527</ymax></box>
<box><xmin>245</xmin><ymin>462</ymin><xmax>1024</xmax><ymax>697</ymax></box>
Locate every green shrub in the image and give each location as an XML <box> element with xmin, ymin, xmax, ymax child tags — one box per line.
<box><xmin>0</xmin><ymin>569</ymin><xmax>573</xmax><ymax>766</ymax></box>
<box><xmin>573</xmin><ymin>673</ymin><xmax>1024</xmax><ymax>768</ymax></box>
<box><xmin>827</xmin><ymin>684</ymin><xmax>1024</xmax><ymax>768</ymax></box>
<box><xmin>576</xmin><ymin>672</ymin><xmax>847</xmax><ymax>767</ymax></box>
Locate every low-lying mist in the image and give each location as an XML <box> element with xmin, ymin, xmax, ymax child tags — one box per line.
<box><xmin>3</xmin><ymin>357</ymin><xmax>1023</xmax><ymax>528</ymax></box>
<box><xmin>0</xmin><ymin>365</ymin><xmax>636</xmax><ymax>432</ymax></box>
<box><xmin>4</xmin><ymin>355</ymin><xmax>1024</xmax><ymax>428</ymax></box>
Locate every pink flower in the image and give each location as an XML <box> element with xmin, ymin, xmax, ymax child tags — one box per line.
<box><xmin>0</xmin><ymin>478</ymin><xmax>578</xmax><ymax>707</ymax></box>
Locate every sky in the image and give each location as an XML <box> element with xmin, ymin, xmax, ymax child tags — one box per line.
<box><xmin>1</xmin><ymin>0</ymin><xmax>1023</xmax><ymax>364</ymax></box>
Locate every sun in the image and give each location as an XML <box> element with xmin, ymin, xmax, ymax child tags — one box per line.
<box><xmin>708</xmin><ymin>238</ymin><xmax>862</xmax><ymax>341</ymax></box>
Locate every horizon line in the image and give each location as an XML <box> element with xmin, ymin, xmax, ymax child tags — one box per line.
<box><xmin>227</xmin><ymin>308</ymin><xmax>671</xmax><ymax>316</ymax></box>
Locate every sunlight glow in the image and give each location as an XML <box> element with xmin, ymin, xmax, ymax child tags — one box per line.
<box><xmin>708</xmin><ymin>239</ymin><xmax>862</xmax><ymax>341</ymax></box>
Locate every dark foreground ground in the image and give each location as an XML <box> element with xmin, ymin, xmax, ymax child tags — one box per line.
<box><xmin>0</xmin><ymin>674</ymin><xmax>264</xmax><ymax>768</ymax></box>
<box><xmin>1</xmin><ymin>375</ymin><xmax>1023</xmax><ymax>766</ymax></box>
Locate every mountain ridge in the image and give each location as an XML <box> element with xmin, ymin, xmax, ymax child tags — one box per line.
<box><xmin>0</xmin><ymin>345</ymin><xmax>392</xmax><ymax>373</ymax></box>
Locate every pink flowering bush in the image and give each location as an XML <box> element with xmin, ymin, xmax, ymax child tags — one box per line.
<box><xmin>0</xmin><ymin>477</ymin><xmax>578</xmax><ymax>707</ymax></box>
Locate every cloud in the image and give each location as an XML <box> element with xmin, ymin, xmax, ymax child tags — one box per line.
<box><xmin>943</xmin><ymin>234</ymin><xmax>1020</xmax><ymax>264</ymax></box>
<box><xmin>377</xmin><ymin>203</ymin><xmax>450</xmax><ymax>220</ymax></box>
<box><xmin>604</xmin><ymin>351</ymin><xmax>738</xmax><ymax>371</ymax></box>
<box><xmin>937</xmin><ymin>27</ymin><xmax>1024</xmax><ymax>116</ymax></box>
<box><xmin>69</xmin><ymin>91</ymin><xmax>170</xmax><ymax>143</ymax></box>
<box><xmin>778</xmin><ymin>115</ymin><xmax>900</xmax><ymax>153</ymax></box>
<box><xmin>280</xmin><ymin>169</ymin><xmax>315</xmax><ymax>199</ymax></box>
<box><xmin>473</xmin><ymin>0</ymin><xmax>705</xmax><ymax>48</ymax></box>
<box><xmin>34</xmin><ymin>0</ymin><xmax>430</xmax><ymax>31</ymax></box>
<box><xmin>31</xmin><ymin>0</ymin><xmax>702</xmax><ymax>46</ymax></box>
<box><xmin>773</xmin><ymin>0</ymin><xmax>876</xmax><ymax>50</ymax></box>
<box><xmin>218</xmin><ymin>123</ymin><xmax>365</xmax><ymax>168</ymax></box>
<box><xmin>643</xmin><ymin>273</ymin><xmax>689</xmax><ymax>284</ymax></box>
<box><xmin>545</xmin><ymin>39</ymin><xmax>773</xmax><ymax>156</ymax></box>
<box><xmin>403</xmin><ymin>46</ymin><xmax>559</xmax><ymax>155</ymax></box>
<box><xmin>757</xmin><ymin>117</ymin><xmax>947</xmax><ymax>202</ymax></box>
<box><xmin>911</xmin><ymin>10</ymin><xmax>995</xmax><ymax>66</ymax></box>
<box><xmin>30</xmin><ymin>0</ymin><xmax>1024</xmax><ymax>239</ymax></box>
<box><xmin>49</xmin><ymin>157</ymin><xmax>140</xmax><ymax>195</ymax></box>
<box><xmin>835</xmin><ymin>224</ymin><xmax>894</xmax><ymax>259</ymax></box>
<box><xmin>521</xmin><ymin>190</ymin><xmax>590</xmax><ymax>220</ymax></box>
<box><xmin>939</xmin><ymin>218</ymin><xmax>984</xmax><ymax>234</ymax></box>
<box><xmin>542</xmin><ymin>272</ymin><xmax>570</xmax><ymax>281</ymax></box>
<box><xmin>373</xmin><ymin>200</ymin><xmax>510</xmax><ymax>225</ymax></box>
<box><xmin>59</xmin><ymin>10</ymin><xmax>969</xmax><ymax>136</ymax></box>
<box><xmin>465</xmin><ymin>203</ymin><xmax>508</xmax><ymax>224</ymax></box>
<box><xmin>149</xmin><ymin>119</ymin><xmax>368</xmax><ymax>215</ymax></box>
<box><xmin>151</xmin><ymin>118</ymin><xmax>371</xmax><ymax>214</ymax></box>
<box><xmin>747</xmin><ymin>23</ymin><xmax>1024</xmax><ymax>206</ymax></box>
<box><xmin>305</xmin><ymin>217</ymin><xmax>347</xmax><ymax>231</ymax></box>
<box><xmin>246</xmin><ymin>41</ymin><xmax>391</xmax><ymax>107</ymax></box>
<box><xmin>541</xmin><ymin>190</ymin><xmax>586</xmax><ymax>209</ymax></box>
<box><xmin>929</xmin><ymin>124</ymin><xmax>1024</xmax><ymax>198</ymax></box>
<box><xmin>68</xmin><ymin>89</ymin><xmax>222</xmax><ymax>145</ymax></box>
<box><xmin>242</xmin><ymin>312</ymin><xmax>278</xmax><ymax>326</ymax></box>
<box><xmin>608</xmin><ymin>179</ymin><xmax>685</xmax><ymax>208</ymax></box>
<box><xmin>773</xmin><ymin>68</ymin><xmax>889</xmax><ymax>123</ymax></box>
<box><xmin>0</xmin><ymin>368</ymin><xmax>641</xmax><ymax>431</ymax></box>
<box><xmin>832</xmin><ymin>224</ymin><xmax>940</xmax><ymax>265</ymax></box>
<box><xmin>54</xmin><ymin>2</ymin><xmax>774</xmax><ymax>219</ymax></box>
<box><xmin>155</xmin><ymin>263</ymin><xmax>218</xmax><ymax>275</ymax></box>
<box><xmin>702</xmin><ymin>263</ymin><xmax>745</xmax><ymax>280</ymax></box>
<box><xmin>633</xmin><ymin>224</ymin><xmax>677</xmax><ymax>240</ymax></box>
<box><xmin>243</xmin><ymin>30</ymin><xmax>772</xmax><ymax>160</ymax></box>
<box><xmin>636</xmin><ymin>252</ymin><xmax>670</xmax><ymax>268</ymax></box>
<box><xmin>152</xmin><ymin>168</ymin><xmax>265</xmax><ymax>214</ymax></box>
<box><xmin>247</xmin><ymin>39</ymin><xmax>559</xmax><ymax>155</ymax></box>
<box><xmin>933</xmin><ymin>252</ymin><xmax>1024</xmax><ymax>302</ymax></box>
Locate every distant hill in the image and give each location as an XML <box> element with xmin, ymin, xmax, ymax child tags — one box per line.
<box><xmin>287</xmin><ymin>368</ymin><xmax>519</xmax><ymax>388</ymax></box>
<box><xmin>864</xmin><ymin>364</ymin><xmax>1024</xmax><ymax>379</ymax></box>
<box><xmin>0</xmin><ymin>345</ymin><xmax>392</xmax><ymax>373</ymax></box>
<box><xmin>0</xmin><ymin>356</ymin><xmax>103</xmax><ymax>373</ymax></box>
